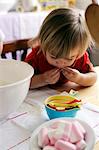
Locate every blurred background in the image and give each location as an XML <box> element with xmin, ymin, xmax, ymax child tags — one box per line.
<box><xmin>0</xmin><ymin>0</ymin><xmax>99</xmax><ymax>66</ymax></box>
<box><xmin>0</xmin><ymin>0</ymin><xmax>92</xmax><ymax>12</ymax></box>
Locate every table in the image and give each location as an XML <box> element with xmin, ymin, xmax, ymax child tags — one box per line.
<box><xmin>0</xmin><ymin>66</ymin><xmax>99</xmax><ymax>150</ymax></box>
<box><xmin>56</xmin><ymin>66</ymin><xmax>99</xmax><ymax>150</ymax></box>
<box><xmin>76</xmin><ymin>66</ymin><xmax>99</xmax><ymax>150</ymax></box>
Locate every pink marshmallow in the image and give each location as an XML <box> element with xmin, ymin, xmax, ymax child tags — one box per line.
<box><xmin>69</xmin><ymin>122</ymin><xmax>84</xmax><ymax>143</ymax></box>
<box><xmin>48</xmin><ymin>129</ymin><xmax>58</xmax><ymax>145</ymax></box>
<box><xmin>38</xmin><ymin>127</ymin><xmax>50</xmax><ymax>148</ymax></box>
<box><xmin>76</xmin><ymin>139</ymin><xmax>87</xmax><ymax>150</ymax></box>
<box><xmin>74</xmin><ymin>121</ymin><xmax>86</xmax><ymax>135</ymax></box>
<box><xmin>48</xmin><ymin>121</ymin><xmax>72</xmax><ymax>145</ymax></box>
<box><xmin>55</xmin><ymin>140</ymin><xmax>76</xmax><ymax>150</ymax></box>
<box><xmin>43</xmin><ymin>145</ymin><xmax>57</xmax><ymax>150</ymax></box>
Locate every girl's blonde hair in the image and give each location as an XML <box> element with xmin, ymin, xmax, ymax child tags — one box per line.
<box><xmin>39</xmin><ymin>8</ymin><xmax>91</xmax><ymax>58</ymax></box>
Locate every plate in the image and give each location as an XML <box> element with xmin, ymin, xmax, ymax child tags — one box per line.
<box><xmin>30</xmin><ymin>118</ymin><xmax>95</xmax><ymax>150</ymax></box>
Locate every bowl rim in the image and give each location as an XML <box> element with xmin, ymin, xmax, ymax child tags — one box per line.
<box><xmin>0</xmin><ymin>59</ymin><xmax>34</xmax><ymax>88</ymax></box>
<box><xmin>44</xmin><ymin>95</ymin><xmax>80</xmax><ymax>112</ymax></box>
<box><xmin>44</xmin><ymin>95</ymin><xmax>76</xmax><ymax>103</ymax></box>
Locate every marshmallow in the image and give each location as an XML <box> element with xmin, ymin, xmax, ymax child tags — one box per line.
<box><xmin>37</xmin><ymin>120</ymin><xmax>87</xmax><ymax>150</ymax></box>
<box><xmin>74</xmin><ymin>121</ymin><xmax>86</xmax><ymax>135</ymax></box>
<box><xmin>55</xmin><ymin>140</ymin><xmax>76</xmax><ymax>150</ymax></box>
<box><xmin>48</xmin><ymin>121</ymin><xmax>72</xmax><ymax>144</ymax></box>
<box><xmin>63</xmin><ymin>121</ymin><xmax>72</xmax><ymax>140</ymax></box>
<box><xmin>43</xmin><ymin>145</ymin><xmax>57</xmax><ymax>150</ymax></box>
<box><xmin>38</xmin><ymin>127</ymin><xmax>49</xmax><ymax>147</ymax></box>
<box><xmin>48</xmin><ymin>129</ymin><xmax>57</xmax><ymax>145</ymax></box>
<box><xmin>70</xmin><ymin>122</ymin><xmax>84</xmax><ymax>143</ymax></box>
<box><xmin>76</xmin><ymin>139</ymin><xmax>87</xmax><ymax>150</ymax></box>
<box><xmin>50</xmin><ymin>120</ymin><xmax>66</xmax><ymax>129</ymax></box>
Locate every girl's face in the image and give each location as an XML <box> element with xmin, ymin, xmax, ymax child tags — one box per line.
<box><xmin>46</xmin><ymin>47</ymin><xmax>85</xmax><ymax>69</ymax></box>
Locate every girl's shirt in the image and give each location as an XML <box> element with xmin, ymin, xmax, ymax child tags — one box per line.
<box><xmin>25</xmin><ymin>47</ymin><xmax>94</xmax><ymax>84</ymax></box>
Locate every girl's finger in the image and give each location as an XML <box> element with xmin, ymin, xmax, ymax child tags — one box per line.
<box><xmin>62</xmin><ymin>68</ymin><xmax>75</xmax><ymax>75</ymax></box>
<box><xmin>49</xmin><ymin>69</ymin><xmax>60</xmax><ymax>76</ymax></box>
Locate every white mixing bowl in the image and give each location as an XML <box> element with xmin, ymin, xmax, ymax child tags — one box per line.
<box><xmin>0</xmin><ymin>59</ymin><xmax>34</xmax><ymax>121</ymax></box>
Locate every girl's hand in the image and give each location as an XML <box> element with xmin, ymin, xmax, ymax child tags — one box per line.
<box><xmin>62</xmin><ymin>67</ymin><xmax>81</xmax><ymax>84</ymax></box>
<box><xmin>42</xmin><ymin>68</ymin><xmax>60</xmax><ymax>84</ymax></box>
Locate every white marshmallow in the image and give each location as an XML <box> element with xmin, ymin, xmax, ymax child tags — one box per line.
<box><xmin>50</xmin><ymin>120</ymin><xmax>66</xmax><ymax>129</ymax></box>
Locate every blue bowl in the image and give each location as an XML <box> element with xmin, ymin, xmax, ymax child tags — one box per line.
<box><xmin>44</xmin><ymin>95</ymin><xmax>80</xmax><ymax>119</ymax></box>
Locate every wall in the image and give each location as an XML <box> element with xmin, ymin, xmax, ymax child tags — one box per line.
<box><xmin>76</xmin><ymin>0</ymin><xmax>92</xmax><ymax>10</ymax></box>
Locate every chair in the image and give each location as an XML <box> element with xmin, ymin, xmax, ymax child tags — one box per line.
<box><xmin>1</xmin><ymin>38</ymin><xmax>31</xmax><ymax>61</ymax></box>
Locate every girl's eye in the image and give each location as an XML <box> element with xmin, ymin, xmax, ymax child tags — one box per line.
<box><xmin>51</xmin><ymin>56</ymin><xmax>56</xmax><ymax>59</ymax></box>
<box><xmin>67</xmin><ymin>58</ymin><xmax>73</xmax><ymax>61</ymax></box>
<box><xmin>51</xmin><ymin>56</ymin><xmax>55</xmax><ymax>58</ymax></box>
<box><xmin>49</xmin><ymin>54</ymin><xmax>55</xmax><ymax>58</ymax></box>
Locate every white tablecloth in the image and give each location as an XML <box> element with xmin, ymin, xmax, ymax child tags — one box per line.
<box><xmin>1</xmin><ymin>87</ymin><xmax>99</xmax><ymax>150</ymax></box>
<box><xmin>0</xmin><ymin>87</ymin><xmax>57</xmax><ymax>150</ymax></box>
<box><xmin>0</xmin><ymin>11</ymin><xmax>49</xmax><ymax>42</ymax></box>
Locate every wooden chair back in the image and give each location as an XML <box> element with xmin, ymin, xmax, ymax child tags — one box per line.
<box><xmin>1</xmin><ymin>39</ymin><xmax>31</xmax><ymax>61</ymax></box>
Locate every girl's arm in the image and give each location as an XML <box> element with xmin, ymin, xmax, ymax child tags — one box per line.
<box><xmin>76</xmin><ymin>71</ymin><xmax>97</xmax><ymax>86</ymax></box>
<box><xmin>62</xmin><ymin>67</ymin><xmax>97</xmax><ymax>87</ymax></box>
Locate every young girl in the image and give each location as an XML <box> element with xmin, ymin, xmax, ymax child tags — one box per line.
<box><xmin>25</xmin><ymin>8</ymin><xmax>97</xmax><ymax>89</ymax></box>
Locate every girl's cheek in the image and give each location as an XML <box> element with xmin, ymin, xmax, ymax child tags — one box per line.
<box><xmin>65</xmin><ymin>60</ymin><xmax>75</xmax><ymax>67</ymax></box>
<box><xmin>77</xmin><ymin>51</ymin><xmax>86</xmax><ymax>59</ymax></box>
